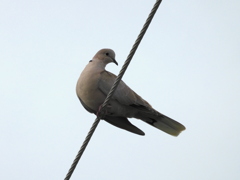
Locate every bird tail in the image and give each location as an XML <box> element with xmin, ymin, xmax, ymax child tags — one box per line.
<box><xmin>135</xmin><ymin>108</ymin><xmax>186</xmax><ymax>136</ymax></box>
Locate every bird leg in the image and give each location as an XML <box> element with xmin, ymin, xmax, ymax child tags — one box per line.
<box><xmin>96</xmin><ymin>104</ymin><xmax>112</xmax><ymax>118</ymax></box>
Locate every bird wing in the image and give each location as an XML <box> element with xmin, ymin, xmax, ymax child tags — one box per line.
<box><xmin>98</xmin><ymin>70</ymin><xmax>151</xmax><ymax>108</ymax></box>
<box><xmin>103</xmin><ymin>116</ymin><xmax>145</xmax><ymax>136</ymax></box>
<box><xmin>98</xmin><ymin>70</ymin><xmax>186</xmax><ymax>136</ymax></box>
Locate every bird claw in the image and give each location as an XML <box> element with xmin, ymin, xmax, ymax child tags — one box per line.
<box><xmin>97</xmin><ymin>104</ymin><xmax>112</xmax><ymax>118</ymax></box>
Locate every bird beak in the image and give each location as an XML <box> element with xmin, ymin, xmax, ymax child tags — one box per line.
<box><xmin>112</xmin><ymin>58</ymin><xmax>118</xmax><ymax>66</ymax></box>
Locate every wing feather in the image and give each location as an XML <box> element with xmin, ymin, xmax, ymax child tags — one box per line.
<box><xmin>98</xmin><ymin>71</ymin><xmax>151</xmax><ymax>107</ymax></box>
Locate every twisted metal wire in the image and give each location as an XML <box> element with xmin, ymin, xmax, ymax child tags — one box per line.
<box><xmin>64</xmin><ymin>0</ymin><xmax>162</xmax><ymax>179</ymax></box>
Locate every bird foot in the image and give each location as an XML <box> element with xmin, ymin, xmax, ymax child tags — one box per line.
<box><xmin>97</xmin><ymin>104</ymin><xmax>112</xmax><ymax>118</ymax></box>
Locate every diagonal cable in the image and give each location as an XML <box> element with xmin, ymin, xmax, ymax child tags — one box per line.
<box><xmin>64</xmin><ymin>0</ymin><xmax>163</xmax><ymax>179</ymax></box>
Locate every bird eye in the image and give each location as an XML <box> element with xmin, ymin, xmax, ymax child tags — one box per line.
<box><xmin>106</xmin><ymin>53</ymin><xmax>109</xmax><ymax>56</ymax></box>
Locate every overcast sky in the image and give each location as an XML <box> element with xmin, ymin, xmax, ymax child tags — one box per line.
<box><xmin>1</xmin><ymin>0</ymin><xmax>240</xmax><ymax>180</ymax></box>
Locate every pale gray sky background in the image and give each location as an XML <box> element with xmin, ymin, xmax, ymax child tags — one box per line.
<box><xmin>1</xmin><ymin>0</ymin><xmax>240</xmax><ymax>180</ymax></box>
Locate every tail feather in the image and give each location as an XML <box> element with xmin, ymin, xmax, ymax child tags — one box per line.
<box><xmin>135</xmin><ymin>110</ymin><xmax>186</xmax><ymax>136</ymax></box>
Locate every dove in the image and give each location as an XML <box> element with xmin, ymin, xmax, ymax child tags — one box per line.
<box><xmin>76</xmin><ymin>48</ymin><xmax>186</xmax><ymax>136</ymax></box>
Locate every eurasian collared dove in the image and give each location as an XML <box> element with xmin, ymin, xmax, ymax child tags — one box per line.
<box><xmin>76</xmin><ymin>49</ymin><xmax>186</xmax><ymax>136</ymax></box>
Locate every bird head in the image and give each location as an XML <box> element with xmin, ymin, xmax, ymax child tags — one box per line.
<box><xmin>92</xmin><ymin>49</ymin><xmax>118</xmax><ymax>66</ymax></box>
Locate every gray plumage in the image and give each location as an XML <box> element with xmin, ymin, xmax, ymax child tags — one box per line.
<box><xmin>76</xmin><ymin>48</ymin><xmax>186</xmax><ymax>136</ymax></box>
